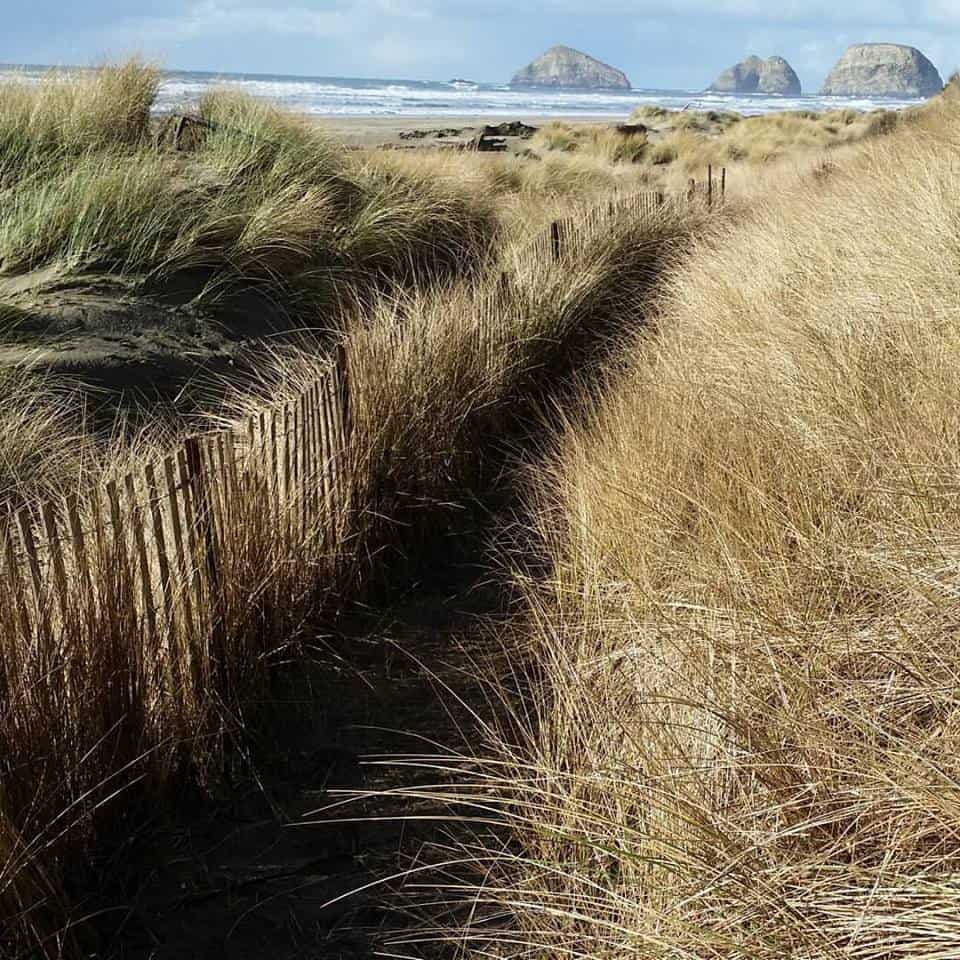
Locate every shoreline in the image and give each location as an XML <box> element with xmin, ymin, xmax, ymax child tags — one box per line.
<box><xmin>312</xmin><ymin>114</ymin><xmax>610</xmax><ymax>148</ymax></box>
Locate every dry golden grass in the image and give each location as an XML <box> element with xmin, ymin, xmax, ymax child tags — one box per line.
<box><xmin>343</xmin><ymin>195</ymin><xmax>713</xmax><ymax>558</ymax></box>
<box><xmin>526</xmin><ymin>106</ymin><xmax>911</xmax><ymax>199</ymax></box>
<box><xmin>0</xmin><ymin>66</ymin><xmax>719</xmax><ymax>952</ymax></box>
<box><xmin>0</xmin><ymin>354</ymin><xmax>357</xmax><ymax>955</ymax></box>
<box><xmin>422</xmin><ymin>86</ymin><xmax>960</xmax><ymax>960</ymax></box>
<box><xmin>0</xmin><ymin>368</ymin><xmax>102</xmax><ymax>512</ymax></box>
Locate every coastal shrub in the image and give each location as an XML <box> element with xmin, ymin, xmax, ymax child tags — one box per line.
<box><xmin>533</xmin><ymin>122</ymin><xmax>581</xmax><ymax>153</ymax></box>
<box><xmin>435</xmin><ymin>92</ymin><xmax>960</xmax><ymax>960</ymax></box>
<box><xmin>648</xmin><ymin>138</ymin><xmax>681</xmax><ymax>164</ymax></box>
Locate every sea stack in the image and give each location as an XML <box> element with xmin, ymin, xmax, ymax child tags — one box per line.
<box><xmin>709</xmin><ymin>55</ymin><xmax>801</xmax><ymax>96</ymax></box>
<box><xmin>821</xmin><ymin>44</ymin><xmax>943</xmax><ymax>97</ymax></box>
<box><xmin>511</xmin><ymin>45</ymin><xmax>631</xmax><ymax>90</ymax></box>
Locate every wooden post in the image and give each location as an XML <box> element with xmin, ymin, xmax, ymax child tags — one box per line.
<box><xmin>173</xmin><ymin>115</ymin><xmax>187</xmax><ymax>150</ymax></box>
<box><xmin>688</xmin><ymin>178</ymin><xmax>696</xmax><ymax>202</ymax></box>
<box><xmin>321</xmin><ymin>370</ymin><xmax>341</xmax><ymax>519</ymax></box>
<box><xmin>335</xmin><ymin>342</ymin><xmax>351</xmax><ymax>444</ymax></box>
<box><xmin>721</xmin><ymin>167</ymin><xmax>727</xmax><ymax>200</ymax></box>
<box><xmin>317</xmin><ymin>382</ymin><xmax>331</xmax><ymax>533</ymax></box>
<box><xmin>708</xmin><ymin>165</ymin><xmax>713</xmax><ymax>208</ymax></box>
<box><xmin>550</xmin><ymin>220</ymin><xmax>562</xmax><ymax>262</ymax></box>
<box><xmin>330</xmin><ymin>349</ymin><xmax>350</xmax><ymax>521</ymax></box>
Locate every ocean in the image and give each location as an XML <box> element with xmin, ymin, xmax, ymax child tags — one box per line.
<box><xmin>0</xmin><ymin>65</ymin><xmax>929</xmax><ymax>118</ymax></box>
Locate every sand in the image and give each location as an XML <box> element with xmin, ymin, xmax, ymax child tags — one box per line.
<box><xmin>317</xmin><ymin>114</ymin><xmax>603</xmax><ymax>150</ymax></box>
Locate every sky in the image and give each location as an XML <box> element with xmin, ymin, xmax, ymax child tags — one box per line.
<box><xmin>2</xmin><ymin>2</ymin><xmax>959</xmax><ymax>91</ymax></box>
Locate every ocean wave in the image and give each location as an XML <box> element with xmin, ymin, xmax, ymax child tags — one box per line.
<box><xmin>0</xmin><ymin>64</ymin><xmax>929</xmax><ymax>119</ymax></box>
<box><xmin>154</xmin><ymin>74</ymin><xmax>927</xmax><ymax>118</ymax></box>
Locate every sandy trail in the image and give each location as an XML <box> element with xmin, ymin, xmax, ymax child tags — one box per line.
<box><xmin>93</xmin><ymin>567</ymin><xmax>503</xmax><ymax>960</ymax></box>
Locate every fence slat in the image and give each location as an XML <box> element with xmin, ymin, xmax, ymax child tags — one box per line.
<box><xmin>309</xmin><ymin>382</ymin><xmax>328</xmax><ymax>545</ymax></box>
<box><xmin>65</xmin><ymin>493</ymin><xmax>93</xmax><ymax>607</ymax></box>
<box><xmin>41</xmin><ymin>502</ymin><xmax>70</xmax><ymax>630</ymax></box>
<box><xmin>316</xmin><ymin>379</ymin><xmax>334</xmax><ymax>549</ymax></box>
<box><xmin>17</xmin><ymin>507</ymin><xmax>49</xmax><ymax>636</ymax></box>
<box><xmin>305</xmin><ymin>385</ymin><xmax>319</xmax><ymax>535</ymax></box>
<box><xmin>319</xmin><ymin>371</ymin><xmax>338</xmax><ymax>522</ymax></box>
<box><xmin>282</xmin><ymin>403</ymin><xmax>293</xmax><ymax>547</ymax></box>
<box><xmin>105</xmin><ymin>479</ymin><xmax>133</xmax><ymax>609</ymax></box>
<box><xmin>163</xmin><ymin>454</ymin><xmax>196</xmax><ymax>655</ymax></box>
<box><xmin>327</xmin><ymin>363</ymin><xmax>347</xmax><ymax>512</ymax></box>
<box><xmin>301</xmin><ymin>393</ymin><xmax>312</xmax><ymax>542</ymax></box>
<box><xmin>177</xmin><ymin>448</ymin><xmax>207</xmax><ymax>692</ymax></box>
<box><xmin>125</xmin><ymin>472</ymin><xmax>158</xmax><ymax>644</ymax></box>
<box><xmin>184</xmin><ymin>437</ymin><xmax>222</xmax><ymax>658</ymax></box>
<box><xmin>204</xmin><ymin>437</ymin><xmax>227</xmax><ymax>561</ymax></box>
<box><xmin>145</xmin><ymin>463</ymin><xmax>176</xmax><ymax>643</ymax></box>
<box><xmin>3</xmin><ymin>519</ymin><xmax>33</xmax><ymax>641</ymax></box>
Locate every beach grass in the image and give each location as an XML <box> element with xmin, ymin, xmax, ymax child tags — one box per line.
<box><xmin>416</xmin><ymin>85</ymin><xmax>960</xmax><ymax>960</ymax></box>
<box><xmin>3</xmin><ymin>58</ymin><xmax>954</xmax><ymax>959</ymax></box>
<box><xmin>0</xmin><ymin>63</ymin><xmax>724</xmax><ymax>956</ymax></box>
<box><xmin>0</xmin><ymin>63</ymin><xmax>497</xmax><ymax>318</ymax></box>
<box><xmin>526</xmin><ymin>106</ymin><xmax>909</xmax><ymax>195</ymax></box>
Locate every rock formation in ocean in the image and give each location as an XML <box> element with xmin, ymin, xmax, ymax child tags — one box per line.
<box><xmin>511</xmin><ymin>46</ymin><xmax>631</xmax><ymax>90</ymax></box>
<box><xmin>709</xmin><ymin>55</ymin><xmax>801</xmax><ymax>96</ymax></box>
<box><xmin>821</xmin><ymin>44</ymin><xmax>943</xmax><ymax>97</ymax></box>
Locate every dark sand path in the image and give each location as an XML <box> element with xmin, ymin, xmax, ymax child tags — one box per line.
<box><xmin>94</xmin><ymin>566</ymin><xmax>503</xmax><ymax>960</ymax></box>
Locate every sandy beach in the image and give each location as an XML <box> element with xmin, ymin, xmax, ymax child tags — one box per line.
<box><xmin>318</xmin><ymin>114</ymin><xmax>604</xmax><ymax>149</ymax></box>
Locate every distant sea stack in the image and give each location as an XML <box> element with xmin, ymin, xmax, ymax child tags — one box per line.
<box><xmin>511</xmin><ymin>45</ymin><xmax>631</xmax><ymax>90</ymax></box>
<box><xmin>821</xmin><ymin>44</ymin><xmax>943</xmax><ymax>97</ymax></box>
<box><xmin>709</xmin><ymin>55</ymin><xmax>801</xmax><ymax>96</ymax></box>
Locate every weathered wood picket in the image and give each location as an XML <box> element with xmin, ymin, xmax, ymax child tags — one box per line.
<box><xmin>541</xmin><ymin>178</ymin><xmax>726</xmax><ymax>262</ymax></box>
<box><xmin>0</xmin><ymin>356</ymin><xmax>351</xmax><ymax>686</ymax></box>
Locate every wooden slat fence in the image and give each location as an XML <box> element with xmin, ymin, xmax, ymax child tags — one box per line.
<box><xmin>1</xmin><ymin>177</ymin><xmax>724</xmax><ymax>688</ymax></box>
<box><xmin>0</xmin><ymin>355</ymin><xmax>351</xmax><ymax>720</ymax></box>
<box><xmin>534</xmin><ymin>173</ymin><xmax>726</xmax><ymax>264</ymax></box>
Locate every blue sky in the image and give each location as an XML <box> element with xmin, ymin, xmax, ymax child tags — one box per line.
<box><xmin>3</xmin><ymin>2</ymin><xmax>959</xmax><ymax>91</ymax></box>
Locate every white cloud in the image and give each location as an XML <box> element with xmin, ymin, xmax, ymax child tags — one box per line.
<box><xmin>120</xmin><ymin>2</ymin><xmax>361</xmax><ymax>42</ymax></box>
<box><xmin>424</xmin><ymin>0</ymin><xmax>960</xmax><ymax>27</ymax></box>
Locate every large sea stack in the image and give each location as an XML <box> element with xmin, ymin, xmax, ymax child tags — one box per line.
<box><xmin>511</xmin><ymin>45</ymin><xmax>631</xmax><ymax>90</ymax></box>
<box><xmin>821</xmin><ymin>44</ymin><xmax>943</xmax><ymax>97</ymax></box>
<box><xmin>709</xmin><ymin>55</ymin><xmax>801</xmax><ymax>96</ymax></box>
